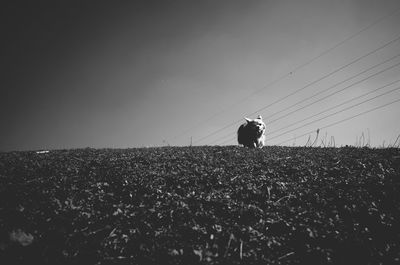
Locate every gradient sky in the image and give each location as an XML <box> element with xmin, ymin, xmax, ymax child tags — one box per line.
<box><xmin>1</xmin><ymin>0</ymin><xmax>400</xmax><ymax>151</ymax></box>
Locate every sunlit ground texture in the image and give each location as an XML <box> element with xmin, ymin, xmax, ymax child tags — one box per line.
<box><xmin>1</xmin><ymin>146</ymin><xmax>400</xmax><ymax>264</ymax></box>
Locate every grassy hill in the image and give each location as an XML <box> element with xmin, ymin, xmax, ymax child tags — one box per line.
<box><xmin>1</xmin><ymin>146</ymin><xmax>400</xmax><ymax>264</ymax></box>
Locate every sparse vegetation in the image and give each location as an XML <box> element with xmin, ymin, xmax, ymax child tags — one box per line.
<box><xmin>1</xmin><ymin>146</ymin><xmax>400</xmax><ymax>264</ymax></box>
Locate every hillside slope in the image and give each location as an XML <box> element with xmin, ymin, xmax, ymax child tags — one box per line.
<box><xmin>1</xmin><ymin>146</ymin><xmax>400</xmax><ymax>264</ymax></box>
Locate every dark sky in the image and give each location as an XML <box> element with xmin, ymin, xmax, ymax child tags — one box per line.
<box><xmin>1</xmin><ymin>0</ymin><xmax>400</xmax><ymax>151</ymax></box>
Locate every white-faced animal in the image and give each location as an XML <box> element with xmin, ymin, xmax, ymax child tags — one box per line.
<box><xmin>237</xmin><ymin>115</ymin><xmax>266</xmax><ymax>148</ymax></box>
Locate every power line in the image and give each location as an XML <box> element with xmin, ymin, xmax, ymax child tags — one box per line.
<box><xmin>267</xmin><ymin>60</ymin><xmax>400</xmax><ymax>125</ymax></box>
<box><xmin>264</xmin><ymin>53</ymin><xmax>400</xmax><ymax>121</ymax></box>
<box><xmin>276</xmin><ymin>97</ymin><xmax>400</xmax><ymax>146</ymax></box>
<box><xmin>266</xmin><ymin>85</ymin><xmax>400</xmax><ymax>142</ymax></box>
<box><xmin>267</xmin><ymin>79</ymin><xmax>400</xmax><ymax>136</ymax></box>
<box><xmin>212</xmin><ymin>77</ymin><xmax>400</xmax><ymax>146</ymax></box>
<box><xmin>208</xmin><ymin>55</ymin><xmax>400</xmax><ymax>145</ymax></box>
<box><xmin>220</xmin><ymin>95</ymin><xmax>400</xmax><ymax>146</ymax></box>
<box><xmin>245</xmin><ymin>35</ymin><xmax>400</xmax><ymax>119</ymax></box>
<box><xmin>167</xmin><ymin>6</ymin><xmax>400</xmax><ymax>144</ymax></box>
<box><xmin>194</xmin><ymin>35</ymin><xmax>400</xmax><ymax>145</ymax></box>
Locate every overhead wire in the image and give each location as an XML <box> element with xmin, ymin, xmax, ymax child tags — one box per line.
<box><xmin>217</xmin><ymin>82</ymin><xmax>400</xmax><ymax>146</ymax></box>
<box><xmin>219</xmin><ymin>94</ymin><xmax>400</xmax><ymax>146</ymax></box>
<box><xmin>267</xmin><ymin>79</ymin><xmax>400</xmax><ymax>136</ymax></box>
<box><xmin>241</xmin><ymin>36</ymin><xmax>400</xmax><ymax>120</ymax></box>
<box><xmin>166</xmin><ymin>6</ymin><xmax>400</xmax><ymax>145</ymax></box>
<box><xmin>209</xmin><ymin>54</ymin><xmax>400</xmax><ymax>145</ymax></box>
<box><xmin>267</xmin><ymin>60</ymin><xmax>400</xmax><ymax>124</ymax></box>
<box><xmin>266</xmin><ymin>84</ymin><xmax>400</xmax><ymax>142</ymax></box>
<box><xmin>264</xmin><ymin>53</ymin><xmax>400</xmax><ymax>121</ymax></box>
<box><xmin>194</xmin><ymin>34</ymin><xmax>400</xmax><ymax>145</ymax></box>
<box><xmin>275</xmin><ymin>97</ymin><xmax>400</xmax><ymax>146</ymax></box>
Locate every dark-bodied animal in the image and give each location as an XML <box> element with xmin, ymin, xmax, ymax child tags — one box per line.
<box><xmin>237</xmin><ymin>115</ymin><xmax>266</xmax><ymax>148</ymax></box>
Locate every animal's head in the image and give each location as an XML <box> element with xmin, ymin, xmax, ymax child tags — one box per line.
<box><xmin>245</xmin><ymin>115</ymin><xmax>266</xmax><ymax>135</ymax></box>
